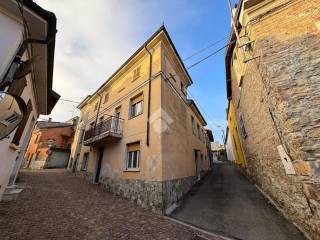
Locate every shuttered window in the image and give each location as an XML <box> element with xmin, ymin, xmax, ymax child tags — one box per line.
<box><xmin>133</xmin><ymin>66</ymin><xmax>141</xmax><ymax>80</ymax></box>
<box><xmin>129</xmin><ymin>94</ymin><xmax>143</xmax><ymax>118</ymax></box>
<box><xmin>12</xmin><ymin>100</ymin><xmax>32</xmax><ymax>145</ymax></box>
<box><xmin>126</xmin><ymin>142</ymin><xmax>140</xmax><ymax>170</ymax></box>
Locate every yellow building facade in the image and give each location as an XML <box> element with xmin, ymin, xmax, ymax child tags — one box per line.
<box><xmin>226</xmin><ymin>100</ymin><xmax>246</xmax><ymax>167</ymax></box>
<box><xmin>69</xmin><ymin>26</ymin><xmax>212</xmax><ymax>213</ymax></box>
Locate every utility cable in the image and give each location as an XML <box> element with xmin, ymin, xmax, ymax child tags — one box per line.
<box><xmin>183</xmin><ymin>35</ymin><xmax>229</xmax><ymax>61</ymax></box>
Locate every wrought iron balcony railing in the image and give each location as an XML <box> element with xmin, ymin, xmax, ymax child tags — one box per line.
<box><xmin>83</xmin><ymin>116</ymin><xmax>123</xmax><ymax>146</ymax></box>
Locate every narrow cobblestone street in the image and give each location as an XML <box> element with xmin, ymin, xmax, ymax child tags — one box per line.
<box><xmin>171</xmin><ymin>161</ymin><xmax>305</xmax><ymax>240</ymax></box>
<box><xmin>0</xmin><ymin>170</ymin><xmax>221</xmax><ymax>240</ymax></box>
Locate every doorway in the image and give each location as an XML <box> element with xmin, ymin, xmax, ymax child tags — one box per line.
<box><xmin>194</xmin><ymin>150</ymin><xmax>201</xmax><ymax>181</ymax></box>
<box><xmin>94</xmin><ymin>147</ymin><xmax>104</xmax><ymax>183</ymax></box>
<box><xmin>113</xmin><ymin>106</ymin><xmax>121</xmax><ymax>133</ymax></box>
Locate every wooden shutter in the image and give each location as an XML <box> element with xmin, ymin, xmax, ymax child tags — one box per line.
<box><xmin>12</xmin><ymin>100</ymin><xmax>32</xmax><ymax>145</ymax></box>
<box><xmin>127</xmin><ymin>142</ymin><xmax>140</xmax><ymax>152</ymax></box>
<box><xmin>131</xmin><ymin>94</ymin><xmax>143</xmax><ymax>104</ymax></box>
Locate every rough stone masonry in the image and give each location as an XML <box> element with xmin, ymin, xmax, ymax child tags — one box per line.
<box><xmin>230</xmin><ymin>0</ymin><xmax>320</xmax><ymax>239</ymax></box>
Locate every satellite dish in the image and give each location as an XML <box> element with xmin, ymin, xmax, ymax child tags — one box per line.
<box><xmin>0</xmin><ymin>92</ymin><xmax>26</xmax><ymax>140</ymax></box>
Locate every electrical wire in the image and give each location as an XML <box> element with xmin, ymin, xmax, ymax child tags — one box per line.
<box><xmin>183</xmin><ymin>35</ymin><xmax>229</xmax><ymax>61</ymax></box>
<box><xmin>186</xmin><ymin>42</ymin><xmax>234</xmax><ymax>70</ymax></box>
<box><xmin>59</xmin><ymin>98</ymin><xmax>81</xmax><ymax>104</ymax></box>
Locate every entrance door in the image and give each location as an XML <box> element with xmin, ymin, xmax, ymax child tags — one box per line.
<box><xmin>194</xmin><ymin>150</ymin><xmax>201</xmax><ymax>181</ymax></box>
<box><xmin>94</xmin><ymin>147</ymin><xmax>104</xmax><ymax>183</ymax></box>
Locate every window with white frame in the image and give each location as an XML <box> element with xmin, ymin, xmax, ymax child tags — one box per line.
<box><xmin>125</xmin><ymin>142</ymin><xmax>140</xmax><ymax>170</ymax></box>
<box><xmin>129</xmin><ymin>94</ymin><xmax>143</xmax><ymax>118</ymax></box>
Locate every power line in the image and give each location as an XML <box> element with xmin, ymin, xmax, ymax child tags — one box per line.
<box><xmin>186</xmin><ymin>42</ymin><xmax>233</xmax><ymax>70</ymax></box>
<box><xmin>59</xmin><ymin>98</ymin><xmax>81</xmax><ymax>104</ymax></box>
<box><xmin>183</xmin><ymin>35</ymin><xmax>229</xmax><ymax>62</ymax></box>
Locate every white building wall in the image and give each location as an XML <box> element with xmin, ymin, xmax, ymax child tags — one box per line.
<box><xmin>0</xmin><ymin>12</ymin><xmax>38</xmax><ymax>200</ymax></box>
<box><xmin>225</xmin><ymin>131</ymin><xmax>235</xmax><ymax>162</ymax></box>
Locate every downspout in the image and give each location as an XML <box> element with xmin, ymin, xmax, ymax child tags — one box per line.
<box><xmin>144</xmin><ymin>44</ymin><xmax>152</xmax><ymax>147</ymax></box>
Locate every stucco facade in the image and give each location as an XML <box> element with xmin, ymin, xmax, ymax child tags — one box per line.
<box><xmin>226</xmin><ymin>0</ymin><xmax>320</xmax><ymax>238</ymax></box>
<box><xmin>70</xmin><ymin>26</ymin><xmax>212</xmax><ymax>213</ymax></box>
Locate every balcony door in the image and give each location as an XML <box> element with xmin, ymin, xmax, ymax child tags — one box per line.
<box><xmin>194</xmin><ymin>150</ymin><xmax>201</xmax><ymax>181</ymax></box>
<box><xmin>113</xmin><ymin>106</ymin><xmax>121</xmax><ymax>133</ymax></box>
<box><xmin>94</xmin><ymin>147</ymin><xmax>104</xmax><ymax>183</ymax></box>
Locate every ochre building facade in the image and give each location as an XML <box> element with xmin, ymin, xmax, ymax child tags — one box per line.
<box><xmin>69</xmin><ymin>26</ymin><xmax>213</xmax><ymax>213</ymax></box>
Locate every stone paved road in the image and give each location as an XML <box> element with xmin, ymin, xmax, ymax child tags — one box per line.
<box><xmin>0</xmin><ymin>169</ymin><xmax>223</xmax><ymax>240</ymax></box>
<box><xmin>171</xmin><ymin>161</ymin><xmax>306</xmax><ymax>240</ymax></box>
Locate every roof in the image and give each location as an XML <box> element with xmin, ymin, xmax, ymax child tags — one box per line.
<box><xmin>36</xmin><ymin>121</ymin><xmax>73</xmax><ymax>130</ymax></box>
<box><xmin>187</xmin><ymin>99</ymin><xmax>207</xmax><ymax>126</ymax></box>
<box><xmin>78</xmin><ymin>25</ymin><xmax>193</xmax><ymax>109</ymax></box>
<box><xmin>21</xmin><ymin>0</ymin><xmax>60</xmax><ymax>114</ymax></box>
<box><xmin>225</xmin><ymin>0</ymin><xmax>244</xmax><ymax>100</ymax></box>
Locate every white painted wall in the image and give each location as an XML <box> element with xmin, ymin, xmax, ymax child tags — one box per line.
<box><xmin>225</xmin><ymin>131</ymin><xmax>235</xmax><ymax>162</ymax></box>
<box><xmin>0</xmin><ymin>12</ymin><xmax>38</xmax><ymax>200</ymax></box>
<box><xmin>0</xmin><ymin>12</ymin><xmax>23</xmax><ymax>81</ymax></box>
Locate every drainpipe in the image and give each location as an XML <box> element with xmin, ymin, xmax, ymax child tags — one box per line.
<box><xmin>144</xmin><ymin>44</ymin><xmax>152</xmax><ymax>147</ymax></box>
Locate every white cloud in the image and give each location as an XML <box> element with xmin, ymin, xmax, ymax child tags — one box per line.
<box><xmin>34</xmin><ymin>0</ymin><xmax>212</xmax><ymax>123</ymax></box>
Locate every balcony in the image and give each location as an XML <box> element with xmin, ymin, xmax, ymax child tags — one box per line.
<box><xmin>83</xmin><ymin>116</ymin><xmax>123</xmax><ymax>146</ymax></box>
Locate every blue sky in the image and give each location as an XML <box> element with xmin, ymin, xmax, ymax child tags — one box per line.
<box><xmin>36</xmin><ymin>0</ymin><xmax>236</xmax><ymax>143</ymax></box>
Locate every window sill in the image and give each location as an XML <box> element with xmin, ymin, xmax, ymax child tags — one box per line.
<box><xmin>128</xmin><ymin>112</ymin><xmax>143</xmax><ymax>120</ymax></box>
<box><xmin>123</xmin><ymin>169</ymin><xmax>140</xmax><ymax>172</ymax></box>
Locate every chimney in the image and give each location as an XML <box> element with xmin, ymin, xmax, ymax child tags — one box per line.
<box><xmin>48</xmin><ymin>118</ymin><xmax>52</xmax><ymax>122</ymax></box>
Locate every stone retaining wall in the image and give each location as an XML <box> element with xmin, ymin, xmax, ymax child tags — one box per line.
<box><xmin>79</xmin><ymin>171</ymin><xmax>196</xmax><ymax>213</ymax></box>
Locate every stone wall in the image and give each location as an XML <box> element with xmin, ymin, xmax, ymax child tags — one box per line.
<box><xmin>162</xmin><ymin>176</ymin><xmax>197</xmax><ymax>209</ymax></box>
<box><xmin>230</xmin><ymin>1</ymin><xmax>320</xmax><ymax>239</ymax></box>
<box><xmin>80</xmin><ymin>170</ymin><xmax>196</xmax><ymax>213</ymax></box>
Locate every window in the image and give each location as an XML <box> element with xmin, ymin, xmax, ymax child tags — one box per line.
<box><xmin>81</xmin><ymin>152</ymin><xmax>89</xmax><ymax>171</ymax></box>
<box><xmin>197</xmin><ymin>123</ymin><xmax>200</xmax><ymax>139</ymax></box>
<box><xmin>129</xmin><ymin>94</ymin><xmax>143</xmax><ymax>118</ymax></box>
<box><xmin>104</xmin><ymin>93</ymin><xmax>109</xmax><ymax>104</ymax></box>
<box><xmin>191</xmin><ymin>116</ymin><xmax>196</xmax><ymax>135</ymax></box>
<box><xmin>133</xmin><ymin>66</ymin><xmax>141</xmax><ymax>80</ymax></box>
<box><xmin>125</xmin><ymin>142</ymin><xmax>140</xmax><ymax>170</ymax></box>
<box><xmin>180</xmin><ymin>81</ymin><xmax>186</xmax><ymax>95</ymax></box>
<box><xmin>239</xmin><ymin>113</ymin><xmax>248</xmax><ymax>138</ymax></box>
<box><xmin>94</xmin><ymin>102</ymin><xmax>98</xmax><ymax>111</ymax></box>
